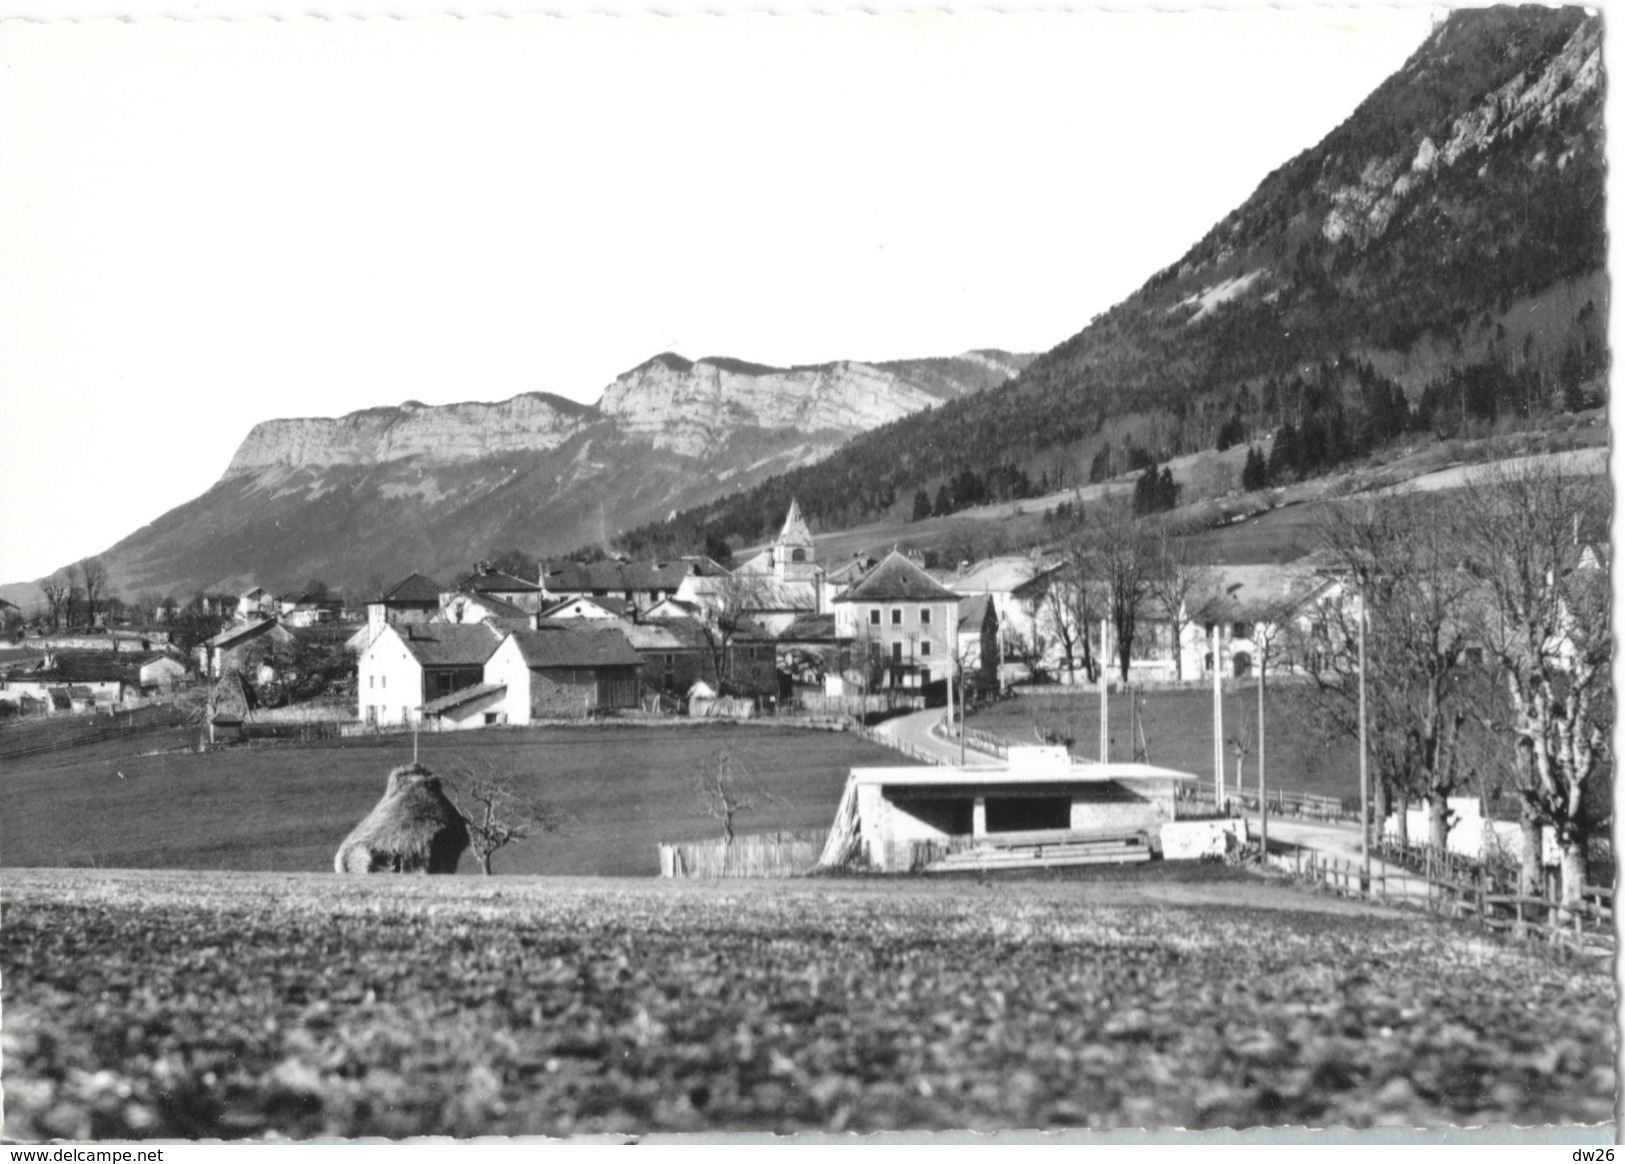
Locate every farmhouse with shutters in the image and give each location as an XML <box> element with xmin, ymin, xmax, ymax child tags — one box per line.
<box><xmin>831</xmin><ymin>550</ymin><xmax>961</xmax><ymax>700</ymax></box>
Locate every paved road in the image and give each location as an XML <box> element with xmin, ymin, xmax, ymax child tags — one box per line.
<box><xmin>872</xmin><ymin>707</ymin><xmax>1001</xmax><ymax>766</ymax></box>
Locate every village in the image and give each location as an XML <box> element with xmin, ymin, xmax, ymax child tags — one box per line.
<box><xmin>0</xmin><ymin>501</ymin><xmax>1324</xmax><ymax>724</ymax></box>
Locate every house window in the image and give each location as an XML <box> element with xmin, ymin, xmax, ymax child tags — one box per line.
<box><xmin>891</xmin><ymin>642</ymin><xmax>903</xmax><ymax>663</ymax></box>
<box><xmin>921</xmin><ymin>608</ymin><xmax>931</xmax><ymax>625</ymax></box>
<box><xmin>869</xmin><ymin>608</ymin><xmax>881</xmax><ymax>626</ymax></box>
<box><xmin>920</xmin><ymin>641</ymin><xmax>931</xmax><ymax>657</ymax></box>
<box><xmin>791</xmin><ymin>549</ymin><xmax>806</xmax><ymax>563</ymax></box>
<box><xmin>920</xmin><ymin>667</ymin><xmax>931</xmax><ymax>684</ymax></box>
<box><xmin>369</xmin><ymin>675</ymin><xmax>374</xmax><ymax>689</ymax></box>
<box><xmin>891</xmin><ymin>609</ymin><xmax>902</xmax><ymax>626</ymax></box>
<box><xmin>381</xmin><ymin>675</ymin><xmax>387</xmax><ymax>689</ymax></box>
<box><xmin>1232</xmin><ymin>622</ymin><xmax>1254</xmax><ymax>640</ymax></box>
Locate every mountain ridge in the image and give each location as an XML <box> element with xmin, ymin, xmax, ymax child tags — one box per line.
<box><xmin>9</xmin><ymin>348</ymin><xmax>1032</xmax><ymax>602</ymax></box>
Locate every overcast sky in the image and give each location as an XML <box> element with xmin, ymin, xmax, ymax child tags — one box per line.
<box><xmin>0</xmin><ymin>4</ymin><xmax>1441</xmax><ymax>588</ymax></box>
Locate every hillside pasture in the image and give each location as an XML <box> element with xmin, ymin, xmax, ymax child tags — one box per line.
<box><xmin>971</xmin><ymin>684</ymin><xmax>1358</xmax><ymax>801</ymax></box>
<box><xmin>0</xmin><ymin>724</ymin><xmax>911</xmax><ymax>877</ymax></box>
<box><xmin>3</xmin><ymin>868</ymin><xmax>1612</xmax><ymax>1138</ymax></box>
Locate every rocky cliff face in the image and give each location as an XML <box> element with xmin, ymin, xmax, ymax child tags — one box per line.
<box><xmin>225</xmin><ymin>393</ymin><xmax>596</xmax><ymax>474</ymax></box>
<box><xmin>595</xmin><ymin>356</ymin><xmax>951</xmax><ymax>457</ymax></box>
<box><xmin>223</xmin><ymin>349</ymin><xmax>1028</xmax><ymax>473</ymax></box>
<box><xmin>68</xmin><ymin>347</ymin><xmax>1029</xmax><ymax>598</ymax></box>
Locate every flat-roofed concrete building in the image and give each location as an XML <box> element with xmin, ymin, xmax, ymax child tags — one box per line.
<box><xmin>824</xmin><ymin>746</ymin><xmax>1195</xmax><ymax>872</ymax></box>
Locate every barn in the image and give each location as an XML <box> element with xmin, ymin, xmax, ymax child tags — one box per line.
<box><xmin>485</xmin><ymin>626</ymin><xmax>643</xmax><ymax>722</ymax></box>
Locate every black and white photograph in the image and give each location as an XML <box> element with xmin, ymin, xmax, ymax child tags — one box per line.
<box><xmin>0</xmin><ymin>0</ymin><xmax>1614</xmax><ymax>1147</ymax></box>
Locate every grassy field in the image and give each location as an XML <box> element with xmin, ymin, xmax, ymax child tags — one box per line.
<box><xmin>0</xmin><ymin>723</ymin><xmax>914</xmax><ymax>877</ymax></box>
<box><xmin>969</xmin><ymin>684</ymin><xmax>1358</xmax><ymax>801</ymax></box>
<box><xmin>3</xmin><ymin>868</ymin><xmax>1612</xmax><ymax>1138</ymax></box>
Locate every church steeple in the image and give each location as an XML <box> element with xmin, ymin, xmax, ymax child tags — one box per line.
<box><xmin>774</xmin><ymin>499</ymin><xmax>815</xmax><ymax>578</ymax></box>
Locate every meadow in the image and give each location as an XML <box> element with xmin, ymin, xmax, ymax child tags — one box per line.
<box><xmin>3</xmin><ymin>868</ymin><xmax>1612</xmax><ymax>1138</ymax></box>
<box><xmin>969</xmin><ymin>684</ymin><xmax>1358</xmax><ymax>801</ymax></box>
<box><xmin>0</xmin><ymin>723</ymin><xmax>914</xmax><ymax>876</ymax></box>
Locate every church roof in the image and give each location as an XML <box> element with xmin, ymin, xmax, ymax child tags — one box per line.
<box><xmin>777</xmin><ymin>499</ymin><xmax>813</xmax><ymax>546</ymax></box>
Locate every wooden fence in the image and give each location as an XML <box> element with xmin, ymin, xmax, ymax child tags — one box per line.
<box><xmin>658</xmin><ymin>830</ymin><xmax>827</xmax><ymax>878</ymax></box>
<box><xmin>1178</xmin><ymin>782</ymin><xmax>1350</xmax><ymax>821</ymax></box>
<box><xmin>794</xmin><ymin>692</ymin><xmax>909</xmax><ymax>718</ymax></box>
<box><xmin>938</xmin><ymin>722</ymin><xmax>1011</xmax><ymax>759</ymax></box>
<box><xmin>1270</xmin><ymin>847</ymin><xmax>1615</xmax><ymax>958</ymax></box>
<box><xmin>851</xmin><ymin>724</ymin><xmax>949</xmax><ymax>766</ymax></box>
<box><xmin>0</xmin><ymin>705</ymin><xmax>192</xmax><ymax>760</ymax></box>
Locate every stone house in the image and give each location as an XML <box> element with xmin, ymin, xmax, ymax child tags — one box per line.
<box><xmin>198</xmin><ymin>618</ymin><xmax>294</xmax><ymax>681</ymax></box>
<box><xmin>484</xmin><ymin>626</ymin><xmax>643</xmax><ymax>722</ymax></box>
<box><xmin>454</xmin><ymin>565</ymin><xmax>546</xmax><ymax>614</ymax></box>
<box><xmin>538</xmin><ymin>557</ymin><xmax>728</xmax><ymax>617</ymax></box>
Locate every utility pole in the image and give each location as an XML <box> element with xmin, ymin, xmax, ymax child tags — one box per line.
<box><xmin>1358</xmin><ymin>583</ymin><xmax>1371</xmax><ymax>890</ymax></box>
<box><xmin>1211</xmin><ymin>624</ymin><xmax>1224</xmax><ymax>806</ymax></box>
<box><xmin>1256</xmin><ymin>639</ymin><xmax>1267</xmax><ymax>856</ymax></box>
<box><xmin>1099</xmin><ymin>618</ymin><xmax>1109</xmax><ymax>764</ymax></box>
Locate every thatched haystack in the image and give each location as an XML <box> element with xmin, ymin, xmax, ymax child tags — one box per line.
<box><xmin>334</xmin><ymin>763</ymin><xmax>470</xmax><ymax>874</ymax></box>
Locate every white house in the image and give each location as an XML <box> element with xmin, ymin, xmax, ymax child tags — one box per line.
<box><xmin>357</xmin><ymin>622</ymin><xmax>504</xmax><ymax>727</ymax></box>
<box><xmin>831</xmin><ymin>550</ymin><xmax>961</xmax><ymax>700</ymax></box>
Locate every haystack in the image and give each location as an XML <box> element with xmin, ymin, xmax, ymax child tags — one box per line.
<box><xmin>334</xmin><ymin>763</ymin><xmax>470</xmax><ymax>874</ymax></box>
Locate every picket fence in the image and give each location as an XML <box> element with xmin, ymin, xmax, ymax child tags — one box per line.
<box><xmin>658</xmin><ymin>830</ymin><xmax>827</xmax><ymax>878</ymax></box>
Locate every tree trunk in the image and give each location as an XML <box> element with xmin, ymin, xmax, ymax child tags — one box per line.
<box><xmin>1427</xmin><ymin>794</ymin><xmax>1450</xmax><ymax>853</ymax></box>
<box><xmin>1518</xmin><ymin>811</ymin><xmax>1543</xmax><ymax>898</ymax></box>
<box><xmin>479</xmin><ymin>852</ymin><xmax>493</xmax><ymax>875</ymax></box>
<box><xmin>1373</xmin><ymin>780</ymin><xmax>1389</xmax><ymax>853</ymax></box>
<box><xmin>1394</xmin><ymin>792</ymin><xmax>1409</xmax><ymax>849</ymax></box>
<box><xmin>1559</xmin><ymin>837</ymin><xmax>1587</xmax><ymax>914</ymax></box>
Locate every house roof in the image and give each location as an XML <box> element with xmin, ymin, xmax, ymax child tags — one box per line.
<box><xmin>457</xmin><ymin>568</ymin><xmax>541</xmax><ymax>595</ymax></box>
<box><xmin>538</xmin><ymin>557</ymin><xmax>728</xmax><ymax>594</ymax></box>
<box><xmin>941</xmin><ymin>554</ymin><xmax>1060</xmax><ymax>595</ymax></box>
<box><xmin>834</xmin><ymin>551</ymin><xmax>962</xmax><ymax>604</ymax></box>
<box><xmin>392</xmin><ymin>622</ymin><xmax>504</xmax><ymax>667</ymax></box>
<box><xmin>1202</xmin><ymin>564</ymin><xmax>1329</xmax><ymax>622</ymax></box>
<box><xmin>644</xmin><ymin>597</ymin><xmax>703</xmax><ymax>620</ymax></box>
<box><xmin>958</xmin><ymin>594</ymin><xmax>996</xmax><ymax>632</ymax></box>
<box><xmin>507</xmin><ymin>626</ymin><xmax>644</xmax><ymax>669</ymax></box>
<box><xmin>422</xmin><ymin>681</ymin><xmax>507</xmax><ymax>715</ymax></box>
<box><xmin>381</xmin><ymin>573</ymin><xmax>444</xmax><ymax>604</ymax></box>
<box><xmin>539</xmin><ymin>594</ymin><xmax>633</xmax><ymax>619</ymax></box>
<box><xmin>453</xmin><ymin>591</ymin><xmax>533</xmax><ymax>621</ymax></box>
<box><xmin>779</xmin><ymin>613</ymin><xmax>839</xmax><ymax>642</ymax></box>
<box><xmin>208</xmin><ymin>618</ymin><xmax>285</xmax><ymax>650</ymax></box>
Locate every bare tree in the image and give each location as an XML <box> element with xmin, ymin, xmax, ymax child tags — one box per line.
<box><xmin>1458</xmin><ymin>460</ymin><xmax>1611</xmax><ymax>907</ymax></box>
<box><xmin>446</xmin><ymin>764</ymin><xmax>569</xmax><ymax>875</ymax></box>
<box><xmin>1080</xmin><ymin>501</ymin><xmax>1157</xmax><ymax>683</ymax></box>
<box><xmin>64</xmin><ymin>562</ymin><xmax>84</xmax><ymax>627</ymax></box>
<box><xmin>1294</xmin><ymin>495</ymin><xmax>1482</xmax><ymax>853</ymax></box>
<box><xmin>77</xmin><ymin>557</ymin><xmax>109</xmax><ymax>626</ymax></box>
<box><xmin>692</xmin><ymin>747</ymin><xmax>785</xmax><ymax>846</ymax></box>
<box><xmin>39</xmin><ymin>572</ymin><xmax>70</xmax><ymax>630</ymax></box>
<box><xmin>690</xmin><ymin>571</ymin><xmax>772</xmax><ymax>693</ymax></box>
<box><xmin>1146</xmin><ymin>518</ymin><xmax>1213</xmax><ymax>681</ymax></box>
<box><xmin>1038</xmin><ymin>554</ymin><xmax>1098</xmax><ymax>684</ymax></box>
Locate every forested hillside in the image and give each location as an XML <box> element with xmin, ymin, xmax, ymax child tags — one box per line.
<box><xmin>614</xmin><ymin>6</ymin><xmax>1606</xmax><ymax>560</ymax></box>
